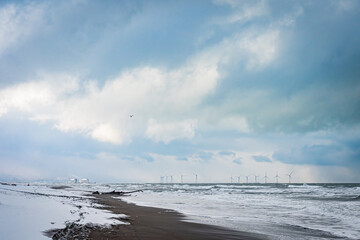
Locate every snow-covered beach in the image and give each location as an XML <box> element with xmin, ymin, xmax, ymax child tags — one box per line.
<box><xmin>0</xmin><ymin>183</ymin><xmax>128</xmax><ymax>239</ymax></box>
<box><xmin>0</xmin><ymin>182</ymin><xmax>262</xmax><ymax>240</ymax></box>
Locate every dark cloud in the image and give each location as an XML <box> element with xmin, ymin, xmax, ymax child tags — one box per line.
<box><xmin>142</xmin><ymin>155</ymin><xmax>154</xmax><ymax>162</ymax></box>
<box><xmin>219</xmin><ymin>151</ymin><xmax>236</xmax><ymax>156</ymax></box>
<box><xmin>197</xmin><ymin>152</ymin><xmax>214</xmax><ymax>160</ymax></box>
<box><xmin>0</xmin><ymin>0</ymin><xmax>217</xmax><ymax>87</ymax></box>
<box><xmin>213</xmin><ymin>0</ymin><xmax>360</xmax><ymax>134</ymax></box>
<box><xmin>253</xmin><ymin>155</ymin><xmax>272</xmax><ymax>163</ymax></box>
<box><xmin>273</xmin><ymin>141</ymin><xmax>360</xmax><ymax>166</ymax></box>
<box><xmin>176</xmin><ymin>156</ymin><xmax>188</xmax><ymax>161</ymax></box>
<box><xmin>233</xmin><ymin>158</ymin><xmax>242</xmax><ymax>165</ymax></box>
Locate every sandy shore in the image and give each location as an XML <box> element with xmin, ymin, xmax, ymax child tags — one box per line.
<box><xmin>87</xmin><ymin>194</ymin><xmax>266</xmax><ymax>240</ymax></box>
<box><xmin>47</xmin><ymin>193</ymin><xmax>267</xmax><ymax>239</ymax></box>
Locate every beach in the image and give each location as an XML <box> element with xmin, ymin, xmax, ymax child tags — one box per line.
<box><xmin>84</xmin><ymin>194</ymin><xmax>265</xmax><ymax>240</ymax></box>
<box><xmin>1</xmin><ymin>183</ymin><xmax>359</xmax><ymax>240</ymax></box>
<box><xmin>1</xmin><ymin>184</ymin><xmax>265</xmax><ymax>240</ymax></box>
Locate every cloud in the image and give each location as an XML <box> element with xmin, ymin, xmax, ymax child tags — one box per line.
<box><xmin>213</xmin><ymin>0</ymin><xmax>268</xmax><ymax>24</ymax></box>
<box><xmin>0</xmin><ymin>2</ymin><xmax>46</xmax><ymax>55</ymax></box>
<box><xmin>233</xmin><ymin>157</ymin><xmax>242</xmax><ymax>165</ymax></box>
<box><xmin>0</xmin><ymin>72</ymin><xmax>79</xmax><ymax>117</ymax></box>
<box><xmin>217</xmin><ymin>80</ymin><xmax>360</xmax><ymax>134</ymax></box>
<box><xmin>253</xmin><ymin>155</ymin><xmax>272</xmax><ymax>162</ymax></box>
<box><xmin>146</xmin><ymin>119</ymin><xmax>197</xmax><ymax>144</ymax></box>
<box><xmin>1</xmin><ymin>0</ymin><xmax>359</xmax><ymax>183</ymax></box>
<box><xmin>0</xmin><ymin>23</ymin><xmax>281</xmax><ymax>144</ymax></box>
<box><xmin>273</xmin><ymin>141</ymin><xmax>360</xmax><ymax>166</ymax></box>
<box><xmin>90</xmin><ymin>123</ymin><xmax>124</xmax><ymax>145</ymax></box>
<box><xmin>219</xmin><ymin>151</ymin><xmax>236</xmax><ymax>156</ymax></box>
<box><xmin>197</xmin><ymin>28</ymin><xmax>280</xmax><ymax>71</ymax></box>
<box><xmin>241</xmin><ymin>30</ymin><xmax>279</xmax><ymax>70</ymax></box>
<box><xmin>212</xmin><ymin>0</ymin><xmax>240</xmax><ymax>8</ymax></box>
<box><xmin>332</xmin><ymin>0</ymin><xmax>357</xmax><ymax>12</ymax></box>
<box><xmin>0</xmin><ymin>63</ymin><xmax>217</xmax><ymax>144</ymax></box>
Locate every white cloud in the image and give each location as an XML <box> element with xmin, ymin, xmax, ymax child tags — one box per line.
<box><xmin>0</xmin><ymin>62</ymin><xmax>218</xmax><ymax>144</ymax></box>
<box><xmin>90</xmin><ymin>123</ymin><xmax>125</xmax><ymax>145</ymax></box>
<box><xmin>146</xmin><ymin>119</ymin><xmax>197</xmax><ymax>143</ymax></box>
<box><xmin>227</xmin><ymin>1</ymin><xmax>267</xmax><ymax>24</ymax></box>
<box><xmin>240</xmin><ymin>30</ymin><xmax>279</xmax><ymax>70</ymax></box>
<box><xmin>216</xmin><ymin>116</ymin><xmax>249</xmax><ymax>132</ymax></box>
<box><xmin>213</xmin><ymin>0</ymin><xmax>268</xmax><ymax>25</ymax></box>
<box><xmin>195</xmin><ymin>28</ymin><xmax>280</xmax><ymax>71</ymax></box>
<box><xmin>332</xmin><ymin>0</ymin><xmax>357</xmax><ymax>12</ymax></box>
<box><xmin>0</xmin><ymin>25</ymin><xmax>281</xmax><ymax>144</ymax></box>
<box><xmin>0</xmin><ymin>72</ymin><xmax>79</xmax><ymax>117</ymax></box>
<box><xmin>277</xmin><ymin>7</ymin><xmax>303</xmax><ymax>27</ymax></box>
<box><xmin>0</xmin><ymin>2</ymin><xmax>46</xmax><ymax>55</ymax></box>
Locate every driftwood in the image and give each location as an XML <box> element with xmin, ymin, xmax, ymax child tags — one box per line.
<box><xmin>0</xmin><ymin>182</ymin><xmax>16</xmax><ymax>186</ymax></box>
<box><xmin>92</xmin><ymin>190</ymin><xmax>143</xmax><ymax>196</ymax></box>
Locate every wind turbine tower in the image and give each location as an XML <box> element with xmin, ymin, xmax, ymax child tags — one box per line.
<box><xmin>194</xmin><ymin>173</ymin><xmax>198</xmax><ymax>184</ymax></box>
<box><xmin>180</xmin><ymin>174</ymin><xmax>184</xmax><ymax>184</ymax></box>
<box><xmin>170</xmin><ymin>175</ymin><xmax>173</xmax><ymax>184</ymax></box>
<box><xmin>237</xmin><ymin>176</ymin><xmax>241</xmax><ymax>184</ymax></box>
<box><xmin>286</xmin><ymin>171</ymin><xmax>293</xmax><ymax>184</ymax></box>
<box><xmin>264</xmin><ymin>172</ymin><xmax>269</xmax><ymax>184</ymax></box>
<box><xmin>246</xmin><ymin>175</ymin><xmax>249</xmax><ymax>184</ymax></box>
<box><xmin>254</xmin><ymin>175</ymin><xmax>259</xmax><ymax>183</ymax></box>
<box><xmin>230</xmin><ymin>175</ymin><xmax>233</xmax><ymax>184</ymax></box>
<box><xmin>275</xmin><ymin>172</ymin><xmax>280</xmax><ymax>184</ymax></box>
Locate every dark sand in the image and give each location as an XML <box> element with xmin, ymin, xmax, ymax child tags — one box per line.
<box><xmin>46</xmin><ymin>194</ymin><xmax>267</xmax><ymax>239</ymax></box>
<box><xmin>87</xmin><ymin>194</ymin><xmax>267</xmax><ymax>240</ymax></box>
<box><xmin>50</xmin><ymin>185</ymin><xmax>72</xmax><ymax>190</ymax></box>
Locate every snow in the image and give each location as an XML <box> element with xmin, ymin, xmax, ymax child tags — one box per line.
<box><xmin>0</xmin><ymin>184</ymin><xmax>128</xmax><ymax>240</ymax></box>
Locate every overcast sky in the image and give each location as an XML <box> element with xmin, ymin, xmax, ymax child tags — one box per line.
<box><xmin>0</xmin><ymin>0</ymin><xmax>359</xmax><ymax>183</ymax></box>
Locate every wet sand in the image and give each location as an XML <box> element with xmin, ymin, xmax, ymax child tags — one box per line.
<box><xmin>87</xmin><ymin>194</ymin><xmax>267</xmax><ymax>240</ymax></box>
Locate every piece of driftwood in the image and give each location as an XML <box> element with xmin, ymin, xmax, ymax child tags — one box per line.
<box><xmin>92</xmin><ymin>190</ymin><xmax>143</xmax><ymax>195</ymax></box>
<box><xmin>0</xmin><ymin>182</ymin><xmax>16</xmax><ymax>186</ymax></box>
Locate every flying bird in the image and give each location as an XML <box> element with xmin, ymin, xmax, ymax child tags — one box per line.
<box><xmin>129</xmin><ymin>115</ymin><xmax>134</xmax><ymax>118</ymax></box>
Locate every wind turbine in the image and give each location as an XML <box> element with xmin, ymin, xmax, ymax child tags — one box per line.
<box><xmin>160</xmin><ymin>176</ymin><xmax>164</xmax><ymax>183</ymax></box>
<box><xmin>275</xmin><ymin>172</ymin><xmax>280</xmax><ymax>184</ymax></box>
<box><xmin>170</xmin><ymin>175</ymin><xmax>173</xmax><ymax>184</ymax></box>
<box><xmin>230</xmin><ymin>175</ymin><xmax>233</xmax><ymax>184</ymax></box>
<box><xmin>237</xmin><ymin>176</ymin><xmax>241</xmax><ymax>184</ymax></box>
<box><xmin>263</xmin><ymin>172</ymin><xmax>269</xmax><ymax>184</ymax></box>
<box><xmin>165</xmin><ymin>176</ymin><xmax>168</xmax><ymax>184</ymax></box>
<box><xmin>194</xmin><ymin>173</ymin><xmax>198</xmax><ymax>184</ymax></box>
<box><xmin>180</xmin><ymin>173</ymin><xmax>184</xmax><ymax>184</ymax></box>
<box><xmin>254</xmin><ymin>174</ymin><xmax>259</xmax><ymax>183</ymax></box>
<box><xmin>245</xmin><ymin>175</ymin><xmax>250</xmax><ymax>184</ymax></box>
<box><xmin>286</xmin><ymin>171</ymin><xmax>293</xmax><ymax>184</ymax></box>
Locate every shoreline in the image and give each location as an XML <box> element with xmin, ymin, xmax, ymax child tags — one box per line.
<box><xmin>87</xmin><ymin>194</ymin><xmax>267</xmax><ymax>240</ymax></box>
<box><xmin>47</xmin><ymin>193</ymin><xmax>268</xmax><ymax>239</ymax></box>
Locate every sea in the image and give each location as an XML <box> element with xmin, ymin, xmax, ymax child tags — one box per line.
<box><xmin>108</xmin><ymin>183</ymin><xmax>360</xmax><ymax>240</ymax></box>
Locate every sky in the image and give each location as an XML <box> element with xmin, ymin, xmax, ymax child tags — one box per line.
<box><xmin>0</xmin><ymin>0</ymin><xmax>359</xmax><ymax>183</ymax></box>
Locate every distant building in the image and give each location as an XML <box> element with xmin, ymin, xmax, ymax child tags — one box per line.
<box><xmin>79</xmin><ymin>178</ymin><xmax>89</xmax><ymax>184</ymax></box>
<box><xmin>69</xmin><ymin>178</ymin><xmax>89</xmax><ymax>184</ymax></box>
<box><xmin>69</xmin><ymin>178</ymin><xmax>78</xmax><ymax>184</ymax></box>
